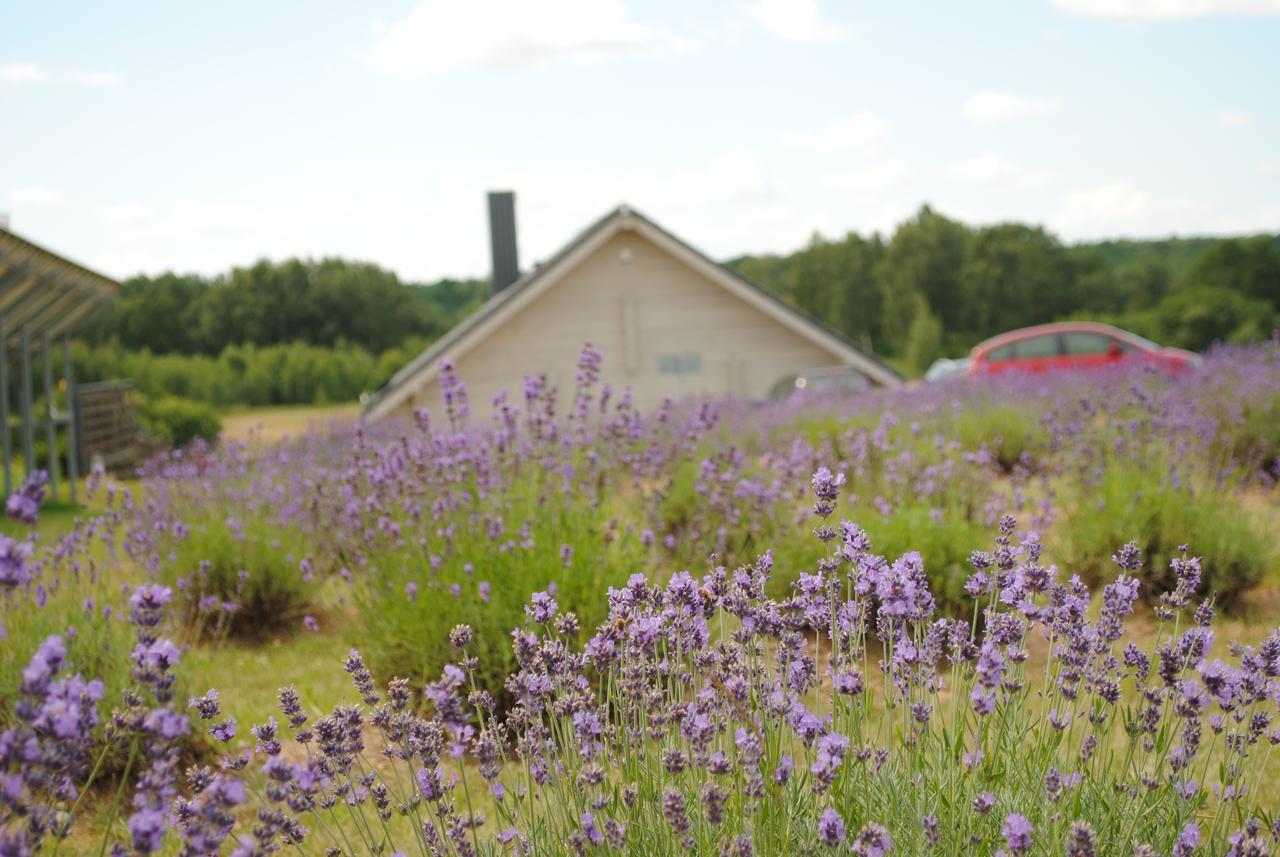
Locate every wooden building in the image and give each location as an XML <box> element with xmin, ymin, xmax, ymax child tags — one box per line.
<box><xmin>1</xmin><ymin>224</ymin><xmax>122</xmax><ymax>500</ymax></box>
<box><xmin>363</xmin><ymin>196</ymin><xmax>898</xmax><ymax>424</ymax></box>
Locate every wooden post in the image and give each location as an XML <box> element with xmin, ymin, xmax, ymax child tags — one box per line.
<box><xmin>20</xmin><ymin>324</ymin><xmax>34</xmax><ymax>479</ymax></box>
<box><xmin>0</xmin><ymin>316</ymin><xmax>10</xmax><ymax>498</ymax></box>
<box><xmin>63</xmin><ymin>334</ymin><xmax>77</xmax><ymax>503</ymax></box>
<box><xmin>42</xmin><ymin>332</ymin><xmax>59</xmax><ymax>503</ymax></box>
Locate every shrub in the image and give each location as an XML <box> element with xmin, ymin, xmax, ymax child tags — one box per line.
<box><xmin>12</xmin><ymin>510</ymin><xmax>1279</xmax><ymax>855</ymax></box>
<box><xmin>4</xmin><ymin>343</ymin><xmax>1280</xmax><ymax>855</ymax></box>
<box><xmin>129</xmin><ymin>442</ymin><xmax>327</xmax><ymax>640</ymax></box>
<box><xmin>945</xmin><ymin>404</ymin><xmax>1049</xmax><ymax>473</ymax></box>
<box><xmin>161</xmin><ymin>512</ymin><xmax>319</xmax><ymax>639</ymax></box>
<box><xmin>0</xmin><ymin>582</ymin><xmax>134</xmax><ymax>728</ymax></box>
<box><xmin>1229</xmin><ymin>389</ymin><xmax>1280</xmax><ymax>478</ymax></box>
<box><xmin>1199</xmin><ymin>345</ymin><xmax>1280</xmax><ymax>478</ymax></box>
<box><xmin>857</xmin><ymin>503</ymin><xmax>993</xmax><ymax>613</ymax></box>
<box><xmin>72</xmin><ymin>338</ymin><xmax>392</xmax><ymax>408</ymax></box>
<box><xmin>1058</xmin><ymin>457</ymin><xmax>1274</xmax><ymax>608</ymax></box>
<box><xmin>354</xmin><ymin>468</ymin><xmax>649</xmax><ymax>704</ymax></box>
<box><xmin>138</xmin><ymin>395</ymin><xmax>222</xmax><ymax>448</ymax></box>
<box><xmin>0</xmin><ymin>509</ymin><xmax>205</xmax><ymax>782</ymax></box>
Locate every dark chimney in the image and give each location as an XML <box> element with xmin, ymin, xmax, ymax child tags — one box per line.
<box><xmin>487</xmin><ymin>191</ymin><xmax>520</xmax><ymax>296</ymax></box>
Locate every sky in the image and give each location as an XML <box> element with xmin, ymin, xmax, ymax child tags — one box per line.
<box><xmin>2</xmin><ymin>0</ymin><xmax>1278</xmax><ymax>283</ymax></box>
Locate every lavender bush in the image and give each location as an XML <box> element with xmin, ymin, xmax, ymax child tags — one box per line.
<box><xmin>121</xmin><ymin>344</ymin><xmax>1276</xmax><ymax>684</ymax></box>
<box><xmin>1</xmin><ymin>340</ymin><xmax>1278</xmax><ymax>854</ymax></box>
<box><xmin>4</xmin><ymin>474</ymin><xmax>1278</xmax><ymax>855</ymax></box>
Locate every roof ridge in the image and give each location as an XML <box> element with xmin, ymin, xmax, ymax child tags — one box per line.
<box><xmin>363</xmin><ymin>204</ymin><xmax>900</xmax><ymax>418</ymax></box>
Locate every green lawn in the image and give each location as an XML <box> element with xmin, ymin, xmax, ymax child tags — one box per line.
<box><xmin>219</xmin><ymin>402</ymin><xmax>360</xmax><ymax>444</ymax></box>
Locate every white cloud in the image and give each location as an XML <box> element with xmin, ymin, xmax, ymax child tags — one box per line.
<box><xmin>91</xmin><ymin>186</ymin><xmax>480</xmax><ymax>279</ymax></box>
<box><xmin>945</xmin><ymin>154</ymin><xmax>1053</xmax><ymax>187</ymax></box>
<box><xmin>0</xmin><ymin>63</ymin><xmax>121</xmax><ymax>87</ymax></box>
<box><xmin>100</xmin><ymin>201</ymin><xmax>155</xmax><ymax>227</ymax></box>
<box><xmin>70</xmin><ymin>70</ymin><xmax>122</xmax><ymax>87</ymax></box>
<box><xmin>822</xmin><ymin>160</ymin><xmax>908</xmax><ymax>192</ymax></box>
<box><xmin>1249</xmin><ymin>203</ymin><xmax>1280</xmax><ymax>229</ymax></box>
<box><xmin>509</xmin><ymin>147</ymin><xmax>772</xmax><ymax>220</ymax></box>
<box><xmin>858</xmin><ymin>200</ymin><xmax>920</xmax><ymax>237</ymax></box>
<box><xmin>1052</xmin><ymin>0</ymin><xmax>1280</xmax><ymax>19</ymax></box>
<box><xmin>653</xmin><ymin>147</ymin><xmax>771</xmax><ymax>207</ymax></box>
<box><xmin>1205</xmin><ymin>202</ymin><xmax>1280</xmax><ymax>233</ymax></box>
<box><xmin>368</xmin><ymin>0</ymin><xmax>658</xmax><ymax>77</ymax></box>
<box><xmin>89</xmin><ymin>150</ymin><xmax>775</xmax><ymax>280</ymax></box>
<box><xmin>747</xmin><ymin>0</ymin><xmax>850</xmax><ymax>41</ymax></box>
<box><xmin>9</xmin><ymin>187</ymin><xmax>63</xmax><ymax>206</ymax></box>
<box><xmin>0</xmin><ymin>63</ymin><xmax>47</xmax><ymax>84</ymax></box>
<box><xmin>783</xmin><ymin>112</ymin><xmax>889</xmax><ymax>151</ymax></box>
<box><xmin>963</xmin><ymin>92</ymin><xmax>1060</xmax><ymax>124</ymax></box>
<box><xmin>1053</xmin><ymin>181</ymin><xmax>1150</xmax><ymax>232</ymax></box>
<box><xmin>1216</xmin><ymin>111</ymin><xmax>1253</xmax><ymax>127</ymax></box>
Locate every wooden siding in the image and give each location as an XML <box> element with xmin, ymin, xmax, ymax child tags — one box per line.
<box><xmin>390</xmin><ymin>230</ymin><xmax>841</xmax><ymax>421</ymax></box>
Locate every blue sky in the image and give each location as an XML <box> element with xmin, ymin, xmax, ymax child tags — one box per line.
<box><xmin>2</xmin><ymin>0</ymin><xmax>1278</xmax><ymax>282</ymax></box>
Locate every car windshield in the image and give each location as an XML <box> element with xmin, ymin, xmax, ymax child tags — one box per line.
<box><xmin>1120</xmin><ymin>331</ymin><xmax>1160</xmax><ymax>351</ymax></box>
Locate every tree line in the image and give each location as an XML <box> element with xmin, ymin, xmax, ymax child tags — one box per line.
<box><xmin>730</xmin><ymin>206</ymin><xmax>1280</xmax><ymax>373</ymax></box>
<box><xmin>77</xmin><ymin>257</ymin><xmax>486</xmax><ymax>356</ymax></box>
<box><xmin>72</xmin><ymin>206</ymin><xmax>1280</xmax><ymax>407</ymax></box>
<box><xmin>73</xmin><ymin>259</ymin><xmax>487</xmax><ymax>407</ymax></box>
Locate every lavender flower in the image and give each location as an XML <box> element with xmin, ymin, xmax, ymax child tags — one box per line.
<box><xmin>5</xmin><ymin>470</ymin><xmax>47</xmax><ymax>525</ymax></box>
<box><xmin>526</xmin><ymin>590</ymin><xmax>558</xmax><ymax>624</ymax></box>
<box><xmin>852</xmin><ymin>822</ymin><xmax>893</xmax><ymax>857</ymax></box>
<box><xmin>343</xmin><ymin>650</ymin><xmax>379</xmax><ymax>705</ymax></box>
<box><xmin>0</xmin><ymin>535</ymin><xmax>34</xmax><ymax>588</ymax></box>
<box><xmin>1175</xmin><ymin>822</ymin><xmax>1201</xmax><ymax>857</ymax></box>
<box><xmin>811</xmin><ymin>467</ymin><xmax>846</xmax><ymax>518</ymax></box>
<box><xmin>1001</xmin><ymin>813</ymin><xmax>1033</xmax><ymax>854</ymax></box>
<box><xmin>818</xmin><ymin>807</ymin><xmax>846</xmax><ymax>847</ymax></box>
<box><xmin>921</xmin><ymin>815</ymin><xmax>939</xmax><ymax>849</ymax></box>
<box><xmin>127</xmin><ymin>807</ymin><xmax>166</xmax><ymax>853</ymax></box>
<box><xmin>581</xmin><ymin>811</ymin><xmax>604</xmax><ymax>846</ymax></box>
<box><xmin>1067</xmin><ymin>821</ymin><xmax>1096</xmax><ymax>857</ymax></box>
<box><xmin>450</xmin><ymin>624</ymin><xmax>473</xmax><ymax>649</ymax></box>
<box><xmin>775</xmin><ymin>754</ymin><xmax>794</xmax><ymax>785</ymax></box>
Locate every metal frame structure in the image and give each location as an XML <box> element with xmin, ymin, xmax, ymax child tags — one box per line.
<box><xmin>1</xmin><ymin>225</ymin><xmax>121</xmax><ymax>502</ymax></box>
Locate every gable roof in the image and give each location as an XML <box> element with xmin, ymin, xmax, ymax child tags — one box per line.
<box><xmin>363</xmin><ymin>204</ymin><xmax>901</xmax><ymax>421</ymax></box>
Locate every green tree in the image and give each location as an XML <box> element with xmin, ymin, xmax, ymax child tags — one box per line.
<box><xmin>903</xmin><ymin>296</ymin><xmax>944</xmax><ymax>376</ymax></box>
<box><xmin>875</xmin><ymin>206</ymin><xmax>969</xmax><ymax>353</ymax></box>
<box><xmin>958</xmin><ymin>223</ymin><xmax>1072</xmax><ymax>336</ymax></box>
<box><xmin>786</xmin><ymin>232</ymin><xmax>884</xmax><ymax>349</ymax></box>
<box><xmin>1183</xmin><ymin>236</ymin><xmax>1280</xmax><ymax>306</ymax></box>
<box><xmin>1151</xmin><ymin>287</ymin><xmax>1276</xmax><ymax>350</ymax></box>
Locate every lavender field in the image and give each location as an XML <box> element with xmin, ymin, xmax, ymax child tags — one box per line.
<box><xmin>3</xmin><ymin>342</ymin><xmax>1280</xmax><ymax>856</ymax></box>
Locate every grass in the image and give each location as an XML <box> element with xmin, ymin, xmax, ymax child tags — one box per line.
<box><xmin>17</xmin><ymin>497</ymin><xmax>1280</xmax><ymax>855</ymax></box>
<box><xmin>219</xmin><ymin>402</ymin><xmax>360</xmax><ymax>444</ymax></box>
<box><xmin>181</xmin><ymin>627</ymin><xmax>358</xmax><ymax>731</ymax></box>
<box><xmin>1056</xmin><ymin>456</ymin><xmax>1277</xmax><ymax>608</ymax></box>
<box><xmin>355</xmin><ymin>467</ymin><xmax>649</xmax><ymax>702</ymax></box>
<box><xmin>0</xmin><ymin>498</ymin><xmax>82</xmax><ymax>540</ymax></box>
<box><xmin>8</xmin><ymin>360</ymin><xmax>1280</xmax><ymax>854</ymax></box>
<box><xmin>161</xmin><ymin>513</ymin><xmax>321</xmax><ymax>638</ymax></box>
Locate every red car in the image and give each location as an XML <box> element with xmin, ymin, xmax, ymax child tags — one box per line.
<box><xmin>969</xmin><ymin>321</ymin><xmax>1200</xmax><ymax>377</ymax></box>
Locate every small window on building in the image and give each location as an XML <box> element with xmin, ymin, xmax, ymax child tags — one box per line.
<box><xmin>658</xmin><ymin>353</ymin><xmax>702</xmax><ymax>375</ymax></box>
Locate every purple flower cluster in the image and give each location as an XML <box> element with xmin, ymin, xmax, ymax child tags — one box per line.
<box><xmin>0</xmin><ymin>532</ymin><xmax>34</xmax><ymax>590</ymax></box>
<box><xmin>3</xmin><ymin>343</ymin><xmax>1280</xmax><ymax>855</ymax></box>
<box><xmin>5</xmin><ymin>470</ymin><xmax>47</xmax><ymax>526</ymax></box>
<box><xmin>0</xmin><ymin>635</ymin><xmax>104</xmax><ymax>852</ymax></box>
